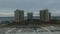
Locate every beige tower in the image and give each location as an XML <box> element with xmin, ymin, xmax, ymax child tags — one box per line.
<box><xmin>49</xmin><ymin>12</ymin><xmax>51</xmax><ymax>20</ymax></box>
<box><xmin>40</xmin><ymin>10</ymin><xmax>44</xmax><ymax>21</ymax></box>
<box><xmin>27</xmin><ymin>12</ymin><xmax>33</xmax><ymax>20</ymax></box>
<box><xmin>14</xmin><ymin>9</ymin><xmax>24</xmax><ymax>23</ymax></box>
<box><xmin>40</xmin><ymin>9</ymin><xmax>49</xmax><ymax>22</ymax></box>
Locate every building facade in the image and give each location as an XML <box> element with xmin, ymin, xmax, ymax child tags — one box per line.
<box><xmin>27</xmin><ymin>12</ymin><xmax>33</xmax><ymax>20</ymax></box>
<box><xmin>14</xmin><ymin>9</ymin><xmax>24</xmax><ymax>23</ymax></box>
<box><xmin>40</xmin><ymin>9</ymin><xmax>49</xmax><ymax>22</ymax></box>
<box><xmin>40</xmin><ymin>10</ymin><xmax>44</xmax><ymax>21</ymax></box>
<box><xmin>49</xmin><ymin>12</ymin><xmax>51</xmax><ymax>20</ymax></box>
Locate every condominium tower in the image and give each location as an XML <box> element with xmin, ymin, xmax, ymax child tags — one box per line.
<box><xmin>49</xmin><ymin>12</ymin><xmax>51</xmax><ymax>20</ymax></box>
<box><xmin>14</xmin><ymin>9</ymin><xmax>24</xmax><ymax>22</ymax></box>
<box><xmin>40</xmin><ymin>9</ymin><xmax>49</xmax><ymax>22</ymax></box>
<box><xmin>27</xmin><ymin>12</ymin><xmax>33</xmax><ymax>20</ymax></box>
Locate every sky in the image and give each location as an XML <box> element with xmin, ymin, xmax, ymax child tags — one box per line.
<box><xmin>0</xmin><ymin>0</ymin><xmax>60</xmax><ymax>17</ymax></box>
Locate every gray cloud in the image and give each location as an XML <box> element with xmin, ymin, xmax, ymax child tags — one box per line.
<box><xmin>0</xmin><ymin>0</ymin><xmax>60</xmax><ymax>16</ymax></box>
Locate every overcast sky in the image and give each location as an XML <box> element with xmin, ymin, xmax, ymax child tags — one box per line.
<box><xmin>0</xmin><ymin>0</ymin><xmax>60</xmax><ymax>17</ymax></box>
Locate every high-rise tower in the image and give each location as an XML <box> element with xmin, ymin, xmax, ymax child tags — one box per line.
<box><xmin>27</xmin><ymin>12</ymin><xmax>33</xmax><ymax>20</ymax></box>
<box><xmin>49</xmin><ymin>12</ymin><xmax>51</xmax><ymax>20</ymax></box>
<box><xmin>14</xmin><ymin>9</ymin><xmax>24</xmax><ymax>23</ymax></box>
<box><xmin>40</xmin><ymin>9</ymin><xmax>49</xmax><ymax>22</ymax></box>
